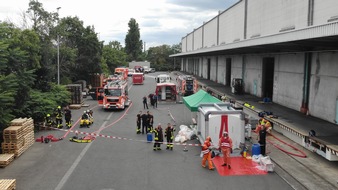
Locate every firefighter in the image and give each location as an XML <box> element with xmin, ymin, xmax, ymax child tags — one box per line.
<box><xmin>136</xmin><ymin>111</ymin><xmax>142</xmax><ymax>134</ymax></box>
<box><xmin>81</xmin><ymin>111</ymin><xmax>90</xmax><ymax>128</ymax></box>
<box><xmin>201</xmin><ymin>136</ymin><xmax>215</xmax><ymax>170</ymax></box>
<box><xmin>218</xmin><ymin>132</ymin><xmax>233</xmax><ymax>169</ymax></box>
<box><xmin>45</xmin><ymin>113</ymin><xmax>53</xmax><ymax>128</ymax></box>
<box><xmin>141</xmin><ymin>111</ymin><xmax>148</xmax><ymax>134</ymax></box>
<box><xmin>64</xmin><ymin>107</ymin><xmax>72</xmax><ymax>128</ymax></box>
<box><xmin>55</xmin><ymin>106</ymin><xmax>63</xmax><ymax>128</ymax></box>
<box><xmin>147</xmin><ymin>111</ymin><xmax>154</xmax><ymax>133</ymax></box>
<box><xmin>153</xmin><ymin>124</ymin><xmax>163</xmax><ymax>151</ymax></box>
<box><xmin>165</xmin><ymin>123</ymin><xmax>175</xmax><ymax>150</ymax></box>
<box><xmin>87</xmin><ymin>110</ymin><xmax>94</xmax><ymax>125</ymax></box>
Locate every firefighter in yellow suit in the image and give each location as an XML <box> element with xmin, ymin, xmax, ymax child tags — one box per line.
<box><xmin>201</xmin><ymin>136</ymin><xmax>215</xmax><ymax>170</ymax></box>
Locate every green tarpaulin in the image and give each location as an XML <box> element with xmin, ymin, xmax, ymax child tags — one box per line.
<box><xmin>183</xmin><ymin>89</ymin><xmax>221</xmax><ymax>112</ymax></box>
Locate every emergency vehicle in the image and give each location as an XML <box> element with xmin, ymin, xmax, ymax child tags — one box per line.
<box><xmin>132</xmin><ymin>73</ymin><xmax>144</xmax><ymax>85</ymax></box>
<box><xmin>155</xmin><ymin>74</ymin><xmax>171</xmax><ymax>83</ymax></box>
<box><xmin>177</xmin><ymin>75</ymin><xmax>198</xmax><ymax>96</ymax></box>
<box><xmin>97</xmin><ymin>77</ymin><xmax>130</xmax><ymax>110</ymax></box>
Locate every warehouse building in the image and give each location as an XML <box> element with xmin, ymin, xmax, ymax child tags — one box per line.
<box><xmin>171</xmin><ymin>0</ymin><xmax>338</xmax><ymax>124</ymax></box>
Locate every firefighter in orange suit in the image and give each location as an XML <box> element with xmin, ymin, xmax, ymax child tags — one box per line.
<box><xmin>218</xmin><ymin>131</ymin><xmax>233</xmax><ymax>169</ymax></box>
<box><xmin>201</xmin><ymin>136</ymin><xmax>215</xmax><ymax>170</ymax></box>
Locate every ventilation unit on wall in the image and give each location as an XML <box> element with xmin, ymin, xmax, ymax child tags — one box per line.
<box><xmin>279</xmin><ymin>25</ymin><xmax>295</xmax><ymax>32</ymax></box>
<box><xmin>250</xmin><ymin>34</ymin><xmax>261</xmax><ymax>38</ymax></box>
<box><xmin>328</xmin><ymin>15</ymin><xmax>338</xmax><ymax>22</ymax></box>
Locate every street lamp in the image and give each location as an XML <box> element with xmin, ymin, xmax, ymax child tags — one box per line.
<box><xmin>57</xmin><ymin>7</ymin><xmax>61</xmax><ymax>85</ymax></box>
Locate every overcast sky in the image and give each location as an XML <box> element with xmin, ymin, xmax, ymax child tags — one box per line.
<box><xmin>0</xmin><ymin>0</ymin><xmax>239</xmax><ymax>49</ymax></box>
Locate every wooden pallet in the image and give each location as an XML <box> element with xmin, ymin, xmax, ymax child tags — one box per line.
<box><xmin>69</xmin><ymin>104</ymin><xmax>82</xmax><ymax>109</ymax></box>
<box><xmin>10</xmin><ymin>117</ymin><xmax>27</xmax><ymax>126</ymax></box>
<box><xmin>0</xmin><ymin>179</ymin><xmax>16</xmax><ymax>190</ymax></box>
<box><xmin>0</xmin><ymin>154</ymin><xmax>15</xmax><ymax>168</ymax></box>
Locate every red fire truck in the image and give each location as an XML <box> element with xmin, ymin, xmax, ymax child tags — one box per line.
<box><xmin>132</xmin><ymin>73</ymin><xmax>144</xmax><ymax>85</ymax></box>
<box><xmin>177</xmin><ymin>75</ymin><xmax>198</xmax><ymax>96</ymax></box>
<box><xmin>97</xmin><ymin>75</ymin><xmax>130</xmax><ymax>110</ymax></box>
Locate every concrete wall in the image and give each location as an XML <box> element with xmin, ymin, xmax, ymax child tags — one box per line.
<box><xmin>246</xmin><ymin>0</ymin><xmax>308</xmax><ymax>38</ymax></box>
<box><xmin>186</xmin><ymin>33</ymin><xmax>193</xmax><ymax>52</ymax></box>
<box><xmin>203</xmin><ymin>18</ymin><xmax>218</xmax><ymax>48</ymax></box>
<box><xmin>210</xmin><ymin>57</ymin><xmax>217</xmax><ymax>82</ymax></box>
<box><xmin>194</xmin><ymin>27</ymin><xmax>203</xmax><ymax>50</ymax></box>
<box><xmin>308</xmin><ymin>52</ymin><xmax>338</xmax><ymax>122</ymax></box>
<box><xmin>217</xmin><ymin>56</ymin><xmax>226</xmax><ymax>85</ymax></box>
<box><xmin>219</xmin><ymin>1</ymin><xmax>245</xmax><ymax>43</ymax></box>
<box><xmin>273</xmin><ymin>54</ymin><xmax>304</xmax><ymax>111</ymax></box>
<box><xmin>244</xmin><ymin>55</ymin><xmax>263</xmax><ymax>97</ymax></box>
<box><xmin>231</xmin><ymin>56</ymin><xmax>243</xmax><ymax>81</ymax></box>
<box><xmin>313</xmin><ymin>0</ymin><xmax>338</xmax><ymax>25</ymax></box>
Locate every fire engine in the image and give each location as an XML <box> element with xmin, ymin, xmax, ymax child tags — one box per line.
<box><xmin>177</xmin><ymin>75</ymin><xmax>198</xmax><ymax>96</ymax></box>
<box><xmin>98</xmin><ymin>76</ymin><xmax>130</xmax><ymax>110</ymax></box>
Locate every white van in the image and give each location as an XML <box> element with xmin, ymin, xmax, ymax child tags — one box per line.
<box><xmin>155</xmin><ymin>74</ymin><xmax>171</xmax><ymax>83</ymax></box>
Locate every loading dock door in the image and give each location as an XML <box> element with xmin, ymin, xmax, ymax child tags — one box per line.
<box><xmin>207</xmin><ymin>59</ymin><xmax>211</xmax><ymax>80</ymax></box>
<box><xmin>226</xmin><ymin>58</ymin><xmax>232</xmax><ymax>86</ymax></box>
<box><xmin>262</xmin><ymin>58</ymin><xmax>274</xmax><ymax>99</ymax></box>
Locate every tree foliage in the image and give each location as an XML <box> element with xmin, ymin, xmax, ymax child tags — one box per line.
<box><xmin>102</xmin><ymin>41</ymin><xmax>128</xmax><ymax>74</ymax></box>
<box><xmin>125</xmin><ymin>18</ymin><xmax>143</xmax><ymax>61</ymax></box>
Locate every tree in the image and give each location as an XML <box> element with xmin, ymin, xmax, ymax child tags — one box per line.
<box><xmin>102</xmin><ymin>41</ymin><xmax>128</xmax><ymax>74</ymax></box>
<box><xmin>125</xmin><ymin>18</ymin><xmax>143</xmax><ymax>61</ymax></box>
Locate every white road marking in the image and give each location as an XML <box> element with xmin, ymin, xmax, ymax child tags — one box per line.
<box><xmin>54</xmin><ymin>112</ymin><xmax>114</xmax><ymax>190</ymax></box>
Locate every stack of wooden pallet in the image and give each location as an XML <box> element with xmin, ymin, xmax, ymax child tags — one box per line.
<box><xmin>2</xmin><ymin>118</ymin><xmax>35</xmax><ymax>158</ymax></box>
<box><xmin>0</xmin><ymin>179</ymin><xmax>16</xmax><ymax>190</ymax></box>
<box><xmin>0</xmin><ymin>154</ymin><xmax>15</xmax><ymax>168</ymax></box>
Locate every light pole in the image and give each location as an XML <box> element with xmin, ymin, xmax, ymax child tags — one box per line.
<box><xmin>57</xmin><ymin>7</ymin><xmax>61</xmax><ymax>85</ymax></box>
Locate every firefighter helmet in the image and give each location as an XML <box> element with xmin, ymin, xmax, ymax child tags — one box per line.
<box><xmin>84</xmin><ymin>111</ymin><xmax>87</xmax><ymax>113</ymax></box>
<box><xmin>47</xmin><ymin>114</ymin><xmax>50</xmax><ymax>117</ymax></box>
<box><xmin>57</xmin><ymin>106</ymin><xmax>61</xmax><ymax>109</ymax></box>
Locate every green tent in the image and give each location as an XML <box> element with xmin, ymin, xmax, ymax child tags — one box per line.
<box><xmin>183</xmin><ymin>89</ymin><xmax>221</xmax><ymax>112</ymax></box>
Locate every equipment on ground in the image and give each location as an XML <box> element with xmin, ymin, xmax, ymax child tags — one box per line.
<box><xmin>231</xmin><ymin>78</ymin><xmax>243</xmax><ymax>94</ymax></box>
<box><xmin>69</xmin><ymin>135</ymin><xmax>95</xmax><ymax>143</ymax></box>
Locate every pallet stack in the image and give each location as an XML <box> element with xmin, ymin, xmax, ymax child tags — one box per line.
<box><xmin>66</xmin><ymin>84</ymin><xmax>83</xmax><ymax>105</ymax></box>
<box><xmin>0</xmin><ymin>179</ymin><xmax>16</xmax><ymax>190</ymax></box>
<box><xmin>0</xmin><ymin>154</ymin><xmax>15</xmax><ymax>168</ymax></box>
<box><xmin>2</xmin><ymin>118</ymin><xmax>35</xmax><ymax>158</ymax></box>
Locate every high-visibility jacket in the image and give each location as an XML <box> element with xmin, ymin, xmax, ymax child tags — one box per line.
<box><xmin>165</xmin><ymin>126</ymin><xmax>175</xmax><ymax>140</ymax></box>
<box><xmin>154</xmin><ymin>128</ymin><xmax>163</xmax><ymax>142</ymax></box>
<box><xmin>219</xmin><ymin>137</ymin><xmax>232</xmax><ymax>149</ymax></box>
<box><xmin>201</xmin><ymin>141</ymin><xmax>211</xmax><ymax>155</ymax></box>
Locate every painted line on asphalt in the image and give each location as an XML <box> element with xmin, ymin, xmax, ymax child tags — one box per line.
<box><xmin>54</xmin><ymin>112</ymin><xmax>114</xmax><ymax>190</ymax></box>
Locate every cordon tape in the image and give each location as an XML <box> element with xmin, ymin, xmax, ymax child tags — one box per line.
<box><xmin>46</xmin><ymin>127</ymin><xmax>201</xmax><ymax>147</ymax></box>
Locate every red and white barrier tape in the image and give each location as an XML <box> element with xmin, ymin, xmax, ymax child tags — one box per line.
<box><xmin>47</xmin><ymin>127</ymin><xmax>201</xmax><ymax>147</ymax></box>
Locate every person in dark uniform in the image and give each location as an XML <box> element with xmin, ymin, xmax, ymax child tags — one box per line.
<box><xmin>143</xmin><ymin>96</ymin><xmax>148</xmax><ymax>109</ymax></box>
<box><xmin>258</xmin><ymin>125</ymin><xmax>267</xmax><ymax>156</ymax></box>
<box><xmin>55</xmin><ymin>106</ymin><xmax>63</xmax><ymax>128</ymax></box>
<box><xmin>147</xmin><ymin>111</ymin><xmax>154</xmax><ymax>133</ymax></box>
<box><xmin>136</xmin><ymin>111</ymin><xmax>142</xmax><ymax>134</ymax></box>
<box><xmin>153</xmin><ymin>124</ymin><xmax>163</xmax><ymax>151</ymax></box>
<box><xmin>141</xmin><ymin>111</ymin><xmax>148</xmax><ymax>134</ymax></box>
<box><xmin>152</xmin><ymin>94</ymin><xmax>158</xmax><ymax>108</ymax></box>
<box><xmin>64</xmin><ymin>107</ymin><xmax>72</xmax><ymax>128</ymax></box>
<box><xmin>165</xmin><ymin>123</ymin><xmax>175</xmax><ymax>150</ymax></box>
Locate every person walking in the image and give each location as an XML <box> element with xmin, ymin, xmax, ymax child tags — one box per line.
<box><xmin>165</xmin><ymin>123</ymin><xmax>175</xmax><ymax>150</ymax></box>
<box><xmin>64</xmin><ymin>107</ymin><xmax>72</xmax><ymax>128</ymax></box>
<box><xmin>218</xmin><ymin>131</ymin><xmax>233</xmax><ymax>169</ymax></box>
<box><xmin>153</xmin><ymin>124</ymin><xmax>163</xmax><ymax>151</ymax></box>
<box><xmin>141</xmin><ymin>111</ymin><xmax>148</xmax><ymax>134</ymax></box>
<box><xmin>258</xmin><ymin>125</ymin><xmax>267</xmax><ymax>156</ymax></box>
<box><xmin>136</xmin><ymin>111</ymin><xmax>142</xmax><ymax>134</ymax></box>
<box><xmin>153</xmin><ymin>94</ymin><xmax>158</xmax><ymax>108</ymax></box>
<box><xmin>201</xmin><ymin>136</ymin><xmax>215</xmax><ymax>170</ymax></box>
<box><xmin>143</xmin><ymin>96</ymin><xmax>149</xmax><ymax>109</ymax></box>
